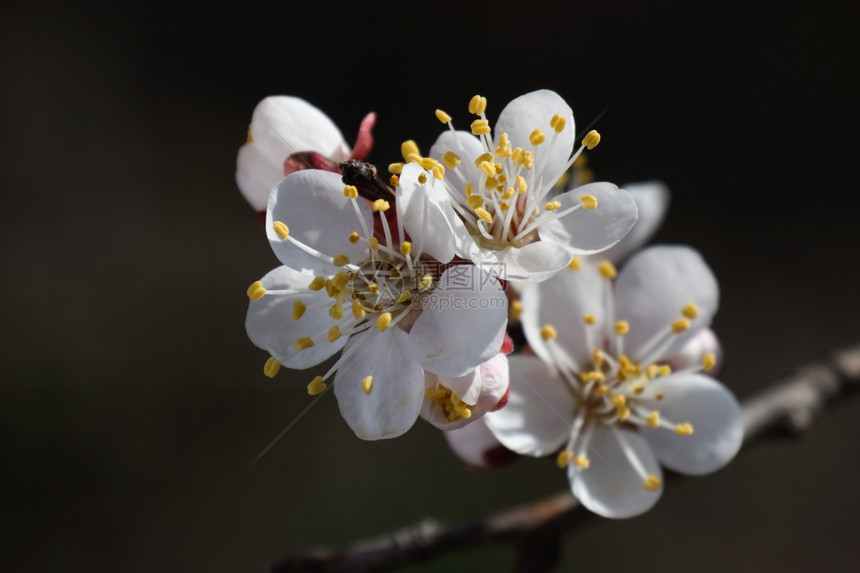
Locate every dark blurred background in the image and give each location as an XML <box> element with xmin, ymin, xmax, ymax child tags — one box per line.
<box><xmin>2</xmin><ymin>0</ymin><xmax>859</xmax><ymax>571</ymax></box>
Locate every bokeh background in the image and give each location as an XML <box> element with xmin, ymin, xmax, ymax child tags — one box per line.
<box><xmin>3</xmin><ymin>0</ymin><xmax>860</xmax><ymax>571</ymax></box>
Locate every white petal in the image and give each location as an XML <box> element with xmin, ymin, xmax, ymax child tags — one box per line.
<box><xmin>443</xmin><ymin>419</ymin><xmax>507</xmax><ymax>469</ymax></box>
<box><xmin>494</xmin><ymin>90</ymin><xmax>575</xmax><ymax>188</ymax></box>
<box><xmin>520</xmin><ymin>261</ymin><xmax>605</xmax><ymax>367</ymax></box>
<box><xmin>267</xmin><ymin>170</ymin><xmax>374</xmax><ymax>274</ymax></box>
<box><xmin>333</xmin><ymin>328</ymin><xmax>424</xmax><ymax>440</ymax></box>
<box><xmin>571</xmin><ymin>427</ymin><xmax>662</xmax><ymax>518</ymax></box>
<box><xmin>245</xmin><ymin>266</ymin><xmax>347</xmax><ymax>369</ymax></box>
<box><xmin>539</xmin><ymin>182</ymin><xmax>639</xmax><ymax>255</ymax></box>
<box><xmin>408</xmin><ymin>266</ymin><xmax>507</xmax><ymax>377</ymax></box>
<box><xmin>614</xmin><ymin>246</ymin><xmax>720</xmax><ymax>361</ymax></box>
<box><xmin>483</xmin><ymin>355</ymin><xmax>573</xmax><ymax>456</ymax></box>
<box><xmin>396</xmin><ymin>163</ymin><xmax>463</xmax><ymax>263</ymax></box>
<box><xmin>488</xmin><ymin>240</ymin><xmax>574</xmax><ymax>282</ymax></box>
<box><xmin>640</xmin><ymin>373</ymin><xmax>743</xmax><ymax>475</ymax></box>
<box><xmin>236</xmin><ymin>144</ymin><xmax>282</xmax><ymax>212</ymax></box>
<box><xmin>429</xmin><ymin>130</ymin><xmax>485</xmax><ymax>194</ymax></box>
<box><xmin>599</xmin><ymin>181</ymin><xmax>670</xmax><ymax>263</ymax></box>
<box><xmin>666</xmin><ymin>328</ymin><xmax>723</xmax><ymax>373</ymax></box>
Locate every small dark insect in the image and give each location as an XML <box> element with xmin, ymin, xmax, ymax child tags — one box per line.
<box><xmin>340</xmin><ymin>159</ymin><xmax>396</xmax><ymax>202</ymax></box>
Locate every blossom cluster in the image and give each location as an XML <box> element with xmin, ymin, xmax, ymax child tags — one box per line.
<box><xmin>236</xmin><ymin>90</ymin><xmax>743</xmax><ymax>517</ymax></box>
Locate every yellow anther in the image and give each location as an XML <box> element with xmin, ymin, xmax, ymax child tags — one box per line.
<box><xmin>540</xmin><ymin>324</ymin><xmax>557</xmax><ymax>341</ymax></box>
<box><xmin>500</xmin><ymin>202</ymin><xmax>510</xmax><ymax>211</ymax></box>
<box><xmin>343</xmin><ymin>185</ymin><xmax>359</xmax><ymax>199</ymax></box>
<box><xmin>646</xmin><ymin>411</ymin><xmax>660</xmax><ymax>428</ymax></box>
<box><xmin>272</xmin><ymin>220</ymin><xmax>290</xmax><ymax>240</ymax></box>
<box><xmin>401</xmin><ymin>140</ymin><xmax>420</xmax><ymax>161</ymax></box>
<box><xmin>550</xmin><ymin>113</ymin><xmax>567</xmax><ymax>133</ymax></box>
<box><xmin>369</xmin><ymin>237</ymin><xmax>379</xmax><ymax>251</ymax></box>
<box><xmin>247</xmin><ymin>281</ymin><xmax>266</xmax><ymax>301</ymax></box>
<box><xmin>389</xmin><ymin>162</ymin><xmax>406</xmax><ymax>175</ymax></box>
<box><xmin>614</xmin><ymin>320</ymin><xmax>630</xmax><ymax>335</ymax></box>
<box><xmin>263</xmin><ymin>357</ymin><xmax>281</xmax><ymax>378</ymax></box>
<box><xmin>308</xmin><ymin>276</ymin><xmax>326</xmax><ymax>291</ymax></box>
<box><xmin>291</xmin><ymin>300</ymin><xmax>307</xmax><ymax>320</ymax></box>
<box><xmin>511</xmin><ymin>147</ymin><xmax>524</xmax><ymax>164</ymax></box>
<box><xmin>470</xmin><ymin>118</ymin><xmax>491</xmax><ymax>135</ymax></box>
<box><xmin>682</xmin><ymin>302</ymin><xmax>700</xmax><ymax>319</ymax></box>
<box><xmin>464</xmin><ymin>182</ymin><xmax>474</xmax><ymax>197</ymax></box>
<box><xmin>583</xmin><ymin>314</ymin><xmax>596</xmax><ymax>325</ymax></box>
<box><xmin>474</xmin><ymin>152</ymin><xmax>494</xmax><ymax>167</ymax></box>
<box><xmin>418</xmin><ymin>173</ymin><xmax>427</xmax><ymax>184</ymax></box>
<box><xmin>396</xmin><ymin>290</ymin><xmax>411</xmax><ymax>304</ymax></box>
<box><xmin>633</xmin><ymin>385</ymin><xmax>645</xmax><ymax>394</ymax></box>
<box><xmin>581</xmin><ymin>371</ymin><xmax>605</xmax><ymax>383</ymax></box>
<box><xmin>568</xmin><ymin>256</ymin><xmax>582</xmax><ymax>271</ymax></box>
<box><xmin>389</xmin><ymin>175</ymin><xmax>399</xmax><ymax>187</ymax></box>
<box><xmin>642</xmin><ymin>474</ymin><xmax>662</xmax><ymax>491</ymax></box>
<box><xmin>467</xmin><ymin>195</ymin><xmax>485</xmax><ymax>210</ymax></box>
<box><xmin>396</xmin><ymin>241</ymin><xmax>410</xmax><ymax>256</ymax></box>
<box><xmin>500</xmin><ymin>188</ymin><xmax>515</xmax><ymax>201</ymax></box>
<box><xmin>468</xmin><ymin>94</ymin><xmax>487</xmax><ymax>115</ymax></box>
<box><xmin>420</xmin><ymin>157</ymin><xmax>438</xmax><ymax>170</ymax></box>
<box><xmin>475</xmin><ymin>207</ymin><xmax>493</xmax><ymax>224</ymax></box>
<box><xmin>675</xmin><ymin>422</ymin><xmax>695</xmax><ymax>436</ymax></box>
<box><xmin>495</xmin><ymin>162</ymin><xmax>504</xmax><ymax>174</ymax></box>
<box><xmin>390</xmin><ymin>267</ymin><xmax>401</xmax><ymax>278</ymax></box>
<box><xmin>307</xmin><ymin>376</ymin><xmax>326</xmax><ymax>396</ymax></box>
<box><xmin>544</xmin><ymin>200</ymin><xmax>562</xmax><ymax>211</ymax></box>
<box><xmin>332</xmin><ymin>254</ymin><xmax>350</xmax><ymax>267</ymax></box>
<box><xmin>361</xmin><ymin>375</ymin><xmax>374</xmax><ymax>395</ymax></box>
<box><xmin>371</xmin><ymin>199</ymin><xmax>390</xmax><ymax>212</ymax></box>
<box><xmin>646</xmin><ymin>364</ymin><xmax>659</xmax><ymax>380</ymax></box>
<box><xmin>591</xmin><ymin>348</ymin><xmax>604</xmax><ymax>366</ymax></box>
<box><xmin>611</xmin><ymin>394</ymin><xmax>627</xmax><ymax>407</ymax></box>
<box><xmin>367</xmin><ymin>283</ymin><xmax>379</xmax><ymax>294</ymax></box>
<box><xmin>348</xmin><ymin>231</ymin><xmax>360</xmax><ymax>245</ymax></box>
<box><xmin>529</xmin><ymin>128</ymin><xmax>546</xmax><ymax>146</ymax></box>
<box><xmin>479</xmin><ymin>160</ymin><xmax>496</xmax><ymax>177</ymax></box>
<box><xmin>596</xmin><ymin>384</ymin><xmax>611</xmax><ymax>396</ymax></box>
<box><xmin>435</xmin><ymin>109</ymin><xmax>452</xmax><ymax>123</ymax></box>
<box><xmin>582</xmin><ymin>130</ymin><xmax>601</xmax><ymax>150</ymax></box>
<box><xmin>671</xmin><ymin>318</ymin><xmax>691</xmax><ymax>333</ymax></box>
<box><xmin>510</xmin><ymin>300</ymin><xmax>523</xmax><ymax>321</ymax></box>
<box><xmin>328</xmin><ymin>303</ymin><xmax>344</xmax><ymax>320</ymax></box>
<box><xmin>556</xmin><ymin>450</ymin><xmax>573</xmax><ymax>468</ymax></box>
<box><xmin>659</xmin><ymin>365</ymin><xmax>672</xmax><ymax>377</ymax></box>
<box><xmin>294</xmin><ymin>337</ymin><xmax>315</xmax><ymax>350</ymax></box>
<box><xmin>598</xmin><ymin>261</ymin><xmax>617</xmax><ymax>280</ymax></box>
<box><xmin>580</xmin><ymin>194</ymin><xmax>598</xmax><ymax>210</ymax></box>
<box><xmin>617</xmin><ymin>406</ymin><xmax>631</xmax><ymax>422</ymax></box>
<box><xmin>523</xmin><ymin>151</ymin><xmax>535</xmax><ymax>169</ymax></box>
<box><xmin>442</xmin><ymin>151</ymin><xmax>461</xmax><ymax>169</ymax></box>
<box><xmin>327</xmin><ymin>325</ymin><xmax>341</xmax><ymax>343</ymax></box>
<box><xmin>405</xmin><ymin>152</ymin><xmax>423</xmax><ymax>164</ymax></box>
<box><xmin>702</xmin><ymin>353</ymin><xmax>717</xmax><ymax>371</ymax></box>
<box><xmin>332</xmin><ymin>270</ymin><xmax>350</xmax><ymax>291</ymax></box>
<box><xmin>484</xmin><ymin>176</ymin><xmax>499</xmax><ymax>190</ymax></box>
<box><xmin>352</xmin><ymin>299</ymin><xmax>365</xmax><ymax>319</ymax></box>
<box><xmin>376</xmin><ymin>312</ymin><xmax>392</xmax><ymax>332</ymax></box>
<box><xmin>516</xmin><ymin>175</ymin><xmax>528</xmax><ymax>193</ymax></box>
<box><xmin>573</xmin><ymin>456</ymin><xmax>591</xmax><ymax>469</ymax></box>
<box><xmin>420</xmin><ymin>274</ymin><xmax>433</xmax><ymax>289</ymax></box>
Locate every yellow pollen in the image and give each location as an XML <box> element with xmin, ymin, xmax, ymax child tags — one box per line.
<box><xmin>596</xmin><ymin>384</ymin><xmax>611</xmax><ymax>396</ymax></box>
<box><xmin>369</xmin><ymin>237</ymin><xmax>379</xmax><ymax>251</ymax></box>
<box><xmin>567</xmin><ymin>256</ymin><xmax>582</xmax><ymax>272</ymax></box>
<box><xmin>352</xmin><ymin>299</ymin><xmax>365</xmax><ymax>319</ymax></box>
<box><xmin>523</xmin><ymin>151</ymin><xmax>535</xmax><ymax>169</ymax></box>
<box><xmin>474</xmin><ymin>152</ymin><xmax>494</xmax><ymax>166</ymax></box>
<box><xmin>655</xmin><ymin>391</ymin><xmax>665</xmax><ymax>400</ymax></box>
<box><xmin>348</xmin><ymin>231</ymin><xmax>360</xmax><ymax>244</ymax></box>
<box><xmin>540</xmin><ymin>324</ymin><xmax>557</xmax><ymax>341</ymax></box>
<box><xmin>361</xmin><ymin>375</ymin><xmax>374</xmax><ymax>395</ymax></box>
<box><xmin>247</xmin><ymin>281</ymin><xmax>266</xmax><ymax>301</ymax></box>
<box><xmin>611</xmin><ymin>394</ymin><xmax>627</xmax><ymax>407</ymax></box>
<box><xmin>372</xmin><ymin>199</ymin><xmax>390</xmax><ymax>212</ymax></box>
<box><xmin>389</xmin><ymin>174</ymin><xmax>399</xmax><ymax>187</ymax></box>
<box><xmin>659</xmin><ymin>365</ymin><xmax>672</xmax><ymax>377</ymax></box>
<box><xmin>646</xmin><ymin>364</ymin><xmax>659</xmax><ymax>380</ymax></box>
<box><xmin>426</xmin><ymin>385</ymin><xmax>474</xmax><ymax>421</ymax></box>
<box><xmin>475</xmin><ymin>207</ymin><xmax>493</xmax><ymax>223</ymax></box>
<box><xmin>464</xmin><ymin>182</ymin><xmax>474</xmax><ymax>197</ymax></box>
<box><xmin>702</xmin><ymin>353</ymin><xmax>717</xmax><ymax>371</ymax></box>
<box><xmin>544</xmin><ymin>200</ymin><xmax>562</xmax><ymax>211</ymax></box>
<box><xmin>367</xmin><ymin>283</ymin><xmax>379</xmax><ymax>294</ymax></box>
<box><xmin>405</xmin><ymin>152</ymin><xmax>423</xmax><ymax>164</ymax></box>
<box><xmin>556</xmin><ymin>450</ymin><xmax>573</xmax><ymax>468</ymax></box>
<box><xmin>675</xmin><ymin>422</ymin><xmax>694</xmax><ymax>436</ymax></box>
<box><xmin>435</xmin><ymin>109</ymin><xmax>452</xmax><ymax>123</ymax></box>
<box><xmin>401</xmin><ymin>140</ymin><xmax>420</xmax><ymax>161</ymax></box>
<box><xmin>633</xmin><ymin>385</ymin><xmax>645</xmax><ymax>394</ymax></box>
<box><xmin>510</xmin><ymin>300</ymin><xmax>523</xmax><ymax>321</ymax></box>
<box><xmin>479</xmin><ymin>160</ymin><xmax>495</xmax><ymax>177</ymax></box>
<box><xmin>614</xmin><ymin>320</ymin><xmax>630</xmax><ymax>335</ymax></box>
<box><xmin>333</xmin><ymin>271</ymin><xmax>350</xmax><ymax>290</ymax></box>
<box><xmin>327</xmin><ymin>325</ymin><xmax>341</xmax><ymax>342</ymax></box>
<box><xmin>468</xmin><ymin>94</ymin><xmax>487</xmax><ymax>115</ymax></box>
<box><xmin>598</xmin><ymin>261</ymin><xmax>617</xmax><ymax>280</ymax></box>
<box><xmin>291</xmin><ymin>300</ymin><xmax>306</xmax><ymax>320</ymax></box>
<box><xmin>671</xmin><ymin>318</ymin><xmax>691</xmax><ymax>333</ymax></box>
<box><xmin>498</xmin><ymin>132</ymin><xmax>509</xmax><ymax>147</ymax></box>
<box><xmin>328</xmin><ymin>303</ymin><xmax>344</xmax><ymax>320</ymax></box>
<box><xmin>583</xmin><ymin>314</ymin><xmax>596</xmax><ymax>325</ymax></box>
<box><xmin>529</xmin><ymin>128</ymin><xmax>546</xmax><ymax>146</ymax></box>
<box><xmin>682</xmin><ymin>302</ymin><xmax>700</xmax><ymax>319</ymax></box>
<box><xmin>516</xmin><ymin>175</ymin><xmax>528</xmax><ymax>193</ymax></box>
<box><xmin>582</xmin><ymin>130</ymin><xmax>601</xmax><ymax>150</ymax></box>
<box><xmin>263</xmin><ymin>357</ymin><xmax>281</xmax><ymax>378</ymax></box>
<box><xmin>396</xmin><ymin>290</ymin><xmax>411</xmax><ymax>304</ymax></box>
<box><xmin>484</xmin><ymin>176</ymin><xmax>499</xmax><ymax>190</ymax></box>
<box><xmin>294</xmin><ymin>337</ymin><xmax>315</xmax><ymax>350</ymax></box>
<box><xmin>642</xmin><ymin>474</ymin><xmax>662</xmax><ymax>491</ymax></box>
<box><xmin>343</xmin><ymin>185</ymin><xmax>358</xmax><ymax>199</ymax></box>
<box><xmin>307</xmin><ymin>376</ymin><xmax>326</xmax><ymax>396</ymax></box>
<box><xmin>592</xmin><ymin>348</ymin><xmax>604</xmax><ymax>366</ymax></box>
<box><xmin>400</xmin><ymin>241</ymin><xmax>412</xmax><ymax>255</ymax></box>
<box><xmin>377</xmin><ymin>312</ymin><xmax>392</xmax><ymax>332</ymax></box>
<box><xmin>581</xmin><ymin>371</ymin><xmax>605</xmax><ymax>382</ymax></box>
<box><xmin>420</xmin><ymin>274</ymin><xmax>433</xmax><ymax>289</ymax></box>
<box><xmin>500</xmin><ymin>188</ymin><xmax>515</xmax><ymax>200</ymax></box>
<box><xmin>550</xmin><ymin>113</ymin><xmax>567</xmax><ymax>133</ymax></box>
<box><xmin>646</xmin><ymin>411</ymin><xmax>660</xmax><ymax>428</ymax></box>
<box><xmin>420</xmin><ymin>156</ymin><xmax>438</xmax><ymax>170</ymax></box>
<box><xmin>573</xmin><ymin>456</ymin><xmax>591</xmax><ymax>469</ymax></box>
<box><xmin>418</xmin><ymin>173</ymin><xmax>427</xmax><ymax>184</ymax></box>
<box><xmin>332</xmin><ymin>254</ymin><xmax>350</xmax><ymax>267</ymax></box>
<box><xmin>580</xmin><ymin>194</ymin><xmax>598</xmax><ymax>210</ymax></box>
<box><xmin>500</xmin><ymin>202</ymin><xmax>510</xmax><ymax>211</ymax></box>
<box><xmin>470</xmin><ymin>118</ymin><xmax>491</xmax><ymax>135</ymax></box>
<box><xmin>442</xmin><ymin>151</ymin><xmax>461</xmax><ymax>169</ymax></box>
<box><xmin>387</xmin><ymin>163</ymin><xmax>404</xmax><ymax>175</ymax></box>
<box><xmin>390</xmin><ymin>267</ymin><xmax>401</xmax><ymax>278</ymax></box>
<box><xmin>467</xmin><ymin>195</ymin><xmax>485</xmax><ymax>210</ymax></box>
<box><xmin>272</xmin><ymin>220</ymin><xmax>290</xmax><ymax>240</ymax></box>
<box><xmin>511</xmin><ymin>147</ymin><xmax>524</xmax><ymax>164</ymax></box>
<box><xmin>617</xmin><ymin>406</ymin><xmax>631</xmax><ymax>422</ymax></box>
<box><xmin>308</xmin><ymin>276</ymin><xmax>326</xmax><ymax>291</ymax></box>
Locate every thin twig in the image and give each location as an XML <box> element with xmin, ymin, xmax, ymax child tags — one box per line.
<box><xmin>266</xmin><ymin>341</ymin><xmax>860</xmax><ymax>573</ymax></box>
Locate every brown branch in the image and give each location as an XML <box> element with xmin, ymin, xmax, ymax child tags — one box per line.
<box><xmin>266</xmin><ymin>341</ymin><xmax>860</xmax><ymax>573</ymax></box>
